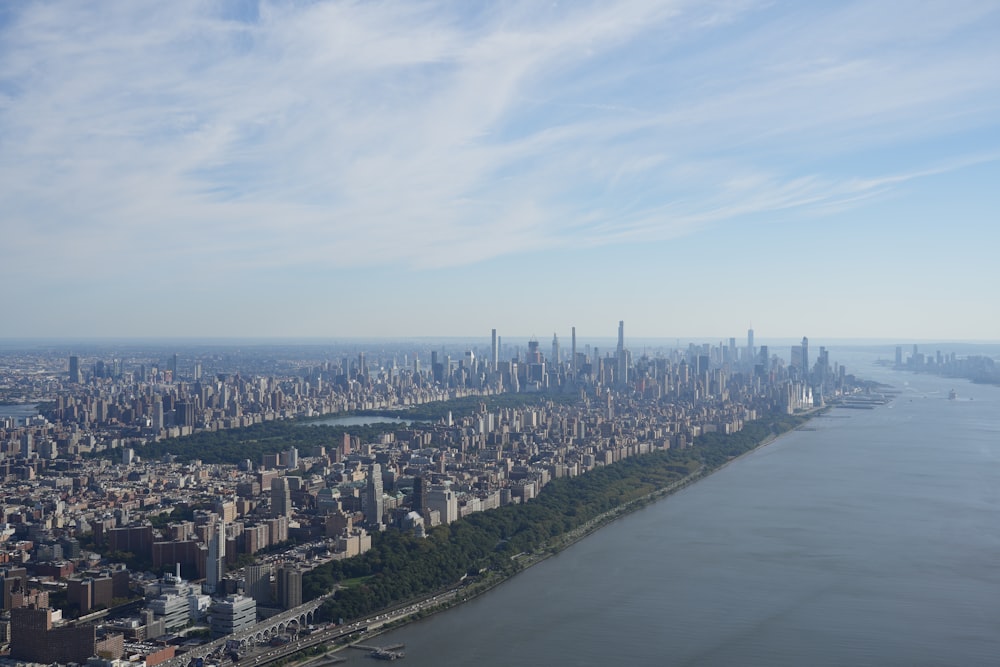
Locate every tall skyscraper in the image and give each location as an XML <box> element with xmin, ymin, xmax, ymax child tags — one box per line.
<box><xmin>491</xmin><ymin>329</ymin><xmax>498</xmax><ymax>370</ymax></box>
<box><xmin>271</xmin><ymin>477</ymin><xmax>292</xmax><ymax>519</ymax></box>
<box><xmin>152</xmin><ymin>398</ymin><xmax>164</xmax><ymax>430</ymax></box>
<box><xmin>616</xmin><ymin>321</ymin><xmax>628</xmax><ymax>387</ymax></box>
<box><xmin>551</xmin><ymin>333</ymin><xmax>559</xmax><ymax>366</ymax></box>
<box><xmin>412</xmin><ymin>474</ymin><xmax>425</xmax><ymax>515</ymax></box>
<box><xmin>801</xmin><ymin>336</ymin><xmax>809</xmax><ymax>383</ymax></box>
<box><xmin>571</xmin><ymin>327</ymin><xmax>577</xmax><ymax>375</ymax></box>
<box><xmin>747</xmin><ymin>328</ymin><xmax>755</xmax><ymax>362</ymax></box>
<box><xmin>206</xmin><ymin>522</ymin><xmax>226</xmax><ymax>594</ymax></box>
<box><xmin>365</xmin><ymin>464</ymin><xmax>384</xmax><ymax>530</ymax></box>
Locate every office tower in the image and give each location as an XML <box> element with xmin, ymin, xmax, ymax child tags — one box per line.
<box><xmin>365</xmin><ymin>464</ymin><xmax>384</xmax><ymax>530</ymax></box>
<box><xmin>551</xmin><ymin>333</ymin><xmax>559</xmax><ymax>366</ymax></box>
<box><xmin>696</xmin><ymin>355</ymin><xmax>710</xmax><ymax>375</ymax></box>
<box><xmin>68</xmin><ymin>355</ymin><xmax>81</xmax><ymax>384</ymax></box>
<box><xmin>571</xmin><ymin>327</ymin><xmax>577</xmax><ymax>374</ymax></box>
<box><xmin>747</xmin><ymin>328</ymin><xmax>755</xmax><ymax>363</ymax></box>
<box><xmin>412</xmin><ymin>474</ymin><xmax>425</xmax><ymax>514</ymax></box>
<box><xmin>615</xmin><ymin>321</ymin><xmax>628</xmax><ymax>387</ymax></box>
<box><xmin>817</xmin><ymin>346</ymin><xmax>829</xmax><ymax>386</ymax></box>
<box><xmin>276</xmin><ymin>565</ymin><xmax>302</xmax><ymax>610</ymax></box>
<box><xmin>895</xmin><ymin>346</ymin><xmax>903</xmax><ymax>367</ymax></box>
<box><xmin>152</xmin><ymin>397</ymin><xmax>164</xmax><ymax>430</ymax></box>
<box><xmin>491</xmin><ymin>329</ymin><xmax>498</xmax><ymax>370</ymax></box>
<box><xmin>431</xmin><ymin>351</ymin><xmax>443</xmax><ymax>383</ymax></box>
<box><xmin>20</xmin><ymin>432</ymin><xmax>32</xmax><ymax>458</ymax></box>
<box><xmin>206</xmin><ymin>522</ymin><xmax>226</xmax><ymax>594</ymax></box>
<box><xmin>193</xmin><ymin>362</ymin><xmax>202</xmax><ymax>381</ymax></box>
<box><xmin>801</xmin><ymin>337</ymin><xmax>809</xmax><ymax>383</ymax></box>
<box><xmin>176</xmin><ymin>401</ymin><xmax>194</xmax><ymax>429</ymax></box>
<box><xmin>169</xmin><ymin>353</ymin><xmax>178</xmax><ymax>377</ymax></box>
<box><xmin>271</xmin><ymin>477</ymin><xmax>292</xmax><ymax>518</ymax></box>
<box><xmin>358</xmin><ymin>352</ymin><xmax>366</xmax><ymax>380</ymax></box>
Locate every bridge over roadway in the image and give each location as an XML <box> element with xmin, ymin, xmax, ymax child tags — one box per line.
<box><xmin>159</xmin><ymin>594</ymin><xmax>330</xmax><ymax>667</ymax></box>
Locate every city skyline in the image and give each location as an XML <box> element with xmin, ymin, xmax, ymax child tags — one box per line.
<box><xmin>2</xmin><ymin>1</ymin><xmax>999</xmax><ymax>340</ymax></box>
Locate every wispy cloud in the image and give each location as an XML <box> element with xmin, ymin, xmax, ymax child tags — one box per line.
<box><xmin>1</xmin><ymin>0</ymin><xmax>999</xmax><ymax>286</ymax></box>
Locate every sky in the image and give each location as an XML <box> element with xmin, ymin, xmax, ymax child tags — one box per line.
<box><xmin>1</xmin><ymin>0</ymin><xmax>999</xmax><ymax>342</ymax></box>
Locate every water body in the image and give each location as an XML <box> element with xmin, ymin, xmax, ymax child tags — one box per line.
<box><xmin>334</xmin><ymin>365</ymin><xmax>1000</xmax><ymax>666</ymax></box>
<box><xmin>0</xmin><ymin>404</ymin><xmax>38</xmax><ymax>420</ymax></box>
<box><xmin>303</xmin><ymin>415</ymin><xmax>416</xmax><ymax>428</ymax></box>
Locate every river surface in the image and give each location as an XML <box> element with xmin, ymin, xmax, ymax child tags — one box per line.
<box><xmin>0</xmin><ymin>403</ymin><xmax>38</xmax><ymax>420</ymax></box>
<box><xmin>302</xmin><ymin>415</ymin><xmax>416</xmax><ymax>427</ymax></box>
<box><xmin>334</xmin><ymin>357</ymin><xmax>1000</xmax><ymax>666</ymax></box>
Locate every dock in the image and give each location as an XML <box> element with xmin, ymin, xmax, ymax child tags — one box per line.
<box><xmin>348</xmin><ymin>643</ymin><xmax>406</xmax><ymax>660</ymax></box>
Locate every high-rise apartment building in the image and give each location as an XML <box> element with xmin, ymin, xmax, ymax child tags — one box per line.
<box><xmin>205</xmin><ymin>522</ymin><xmax>226</xmax><ymax>594</ymax></box>
<box><xmin>271</xmin><ymin>477</ymin><xmax>292</xmax><ymax>519</ymax></box>
<box><xmin>243</xmin><ymin>564</ymin><xmax>271</xmax><ymax>605</ymax></box>
<box><xmin>277</xmin><ymin>565</ymin><xmax>302</xmax><ymax>610</ymax></box>
<box><xmin>365</xmin><ymin>464</ymin><xmax>384</xmax><ymax>530</ymax></box>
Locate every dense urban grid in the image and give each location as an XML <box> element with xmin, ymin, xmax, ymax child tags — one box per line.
<box><xmin>0</xmin><ymin>324</ymin><xmax>870</xmax><ymax>666</ymax></box>
<box><xmin>893</xmin><ymin>344</ymin><xmax>1000</xmax><ymax>386</ymax></box>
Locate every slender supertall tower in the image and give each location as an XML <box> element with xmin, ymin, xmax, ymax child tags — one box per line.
<box><xmin>616</xmin><ymin>321</ymin><xmax>628</xmax><ymax>387</ymax></box>
<box><xmin>571</xmin><ymin>327</ymin><xmax>577</xmax><ymax>375</ymax></box>
<box><xmin>747</xmin><ymin>327</ymin><xmax>755</xmax><ymax>361</ymax></box>
<box><xmin>491</xmin><ymin>329</ymin><xmax>498</xmax><ymax>370</ymax></box>
<box><xmin>551</xmin><ymin>333</ymin><xmax>559</xmax><ymax>366</ymax></box>
<box><xmin>801</xmin><ymin>336</ymin><xmax>809</xmax><ymax>383</ymax></box>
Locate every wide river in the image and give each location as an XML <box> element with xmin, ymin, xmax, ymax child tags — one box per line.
<box><xmin>334</xmin><ymin>358</ymin><xmax>1000</xmax><ymax>666</ymax></box>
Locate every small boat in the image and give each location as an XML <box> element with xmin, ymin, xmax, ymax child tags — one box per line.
<box><xmin>948</xmin><ymin>389</ymin><xmax>957</xmax><ymax>400</ymax></box>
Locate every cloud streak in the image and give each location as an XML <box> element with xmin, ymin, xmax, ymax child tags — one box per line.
<box><xmin>2</xmin><ymin>0</ymin><xmax>999</xmax><ymax>287</ymax></box>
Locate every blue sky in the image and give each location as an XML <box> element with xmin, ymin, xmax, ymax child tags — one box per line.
<box><xmin>1</xmin><ymin>0</ymin><xmax>998</xmax><ymax>341</ymax></box>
